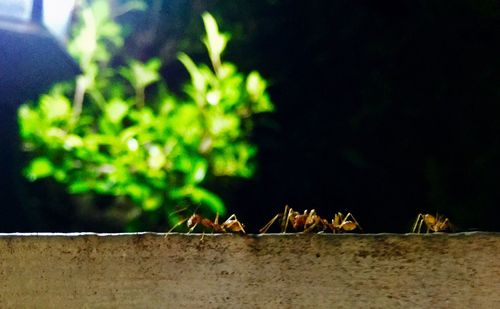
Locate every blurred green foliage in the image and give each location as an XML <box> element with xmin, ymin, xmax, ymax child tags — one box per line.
<box><xmin>18</xmin><ymin>0</ymin><xmax>273</xmax><ymax>231</ymax></box>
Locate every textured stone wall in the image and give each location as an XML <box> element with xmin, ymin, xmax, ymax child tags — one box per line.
<box><xmin>0</xmin><ymin>232</ymin><xmax>499</xmax><ymax>308</ymax></box>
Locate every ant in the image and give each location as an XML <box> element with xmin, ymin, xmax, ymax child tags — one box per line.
<box><xmin>259</xmin><ymin>206</ymin><xmax>362</xmax><ymax>234</ymax></box>
<box><xmin>328</xmin><ymin>212</ymin><xmax>363</xmax><ymax>233</ymax></box>
<box><xmin>259</xmin><ymin>205</ymin><xmax>327</xmax><ymax>234</ymax></box>
<box><xmin>412</xmin><ymin>213</ymin><xmax>452</xmax><ymax>233</ymax></box>
<box><xmin>169</xmin><ymin>212</ymin><xmax>246</xmax><ymax>234</ymax></box>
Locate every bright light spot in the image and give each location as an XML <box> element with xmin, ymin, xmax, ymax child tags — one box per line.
<box><xmin>148</xmin><ymin>145</ymin><xmax>161</xmax><ymax>156</ymax></box>
<box><xmin>206</xmin><ymin>90</ymin><xmax>221</xmax><ymax>105</ymax></box>
<box><xmin>147</xmin><ymin>145</ymin><xmax>165</xmax><ymax>169</ymax></box>
<box><xmin>43</xmin><ymin>0</ymin><xmax>76</xmax><ymax>42</ymax></box>
<box><xmin>127</xmin><ymin>138</ymin><xmax>139</xmax><ymax>151</ymax></box>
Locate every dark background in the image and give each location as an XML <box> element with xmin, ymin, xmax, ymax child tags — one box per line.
<box><xmin>190</xmin><ymin>0</ymin><xmax>500</xmax><ymax>232</ymax></box>
<box><xmin>3</xmin><ymin>0</ymin><xmax>500</xmax><ymax>232</ymax></box>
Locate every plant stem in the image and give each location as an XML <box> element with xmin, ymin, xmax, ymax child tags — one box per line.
<box><xmin>72</xmin><ymin>76</ymin><xmax>86</xmax><ymax>122</ymax></box>
<box><xmin>136</xmin><ymin>87</ymin><xmax>145</xmax><ymax>108</ymax></box>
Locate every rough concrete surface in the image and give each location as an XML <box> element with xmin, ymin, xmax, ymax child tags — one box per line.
<box><xmin>0</xmin><ymin>232</ymin><xmax>499</xmax><ymax>308</ymax></box>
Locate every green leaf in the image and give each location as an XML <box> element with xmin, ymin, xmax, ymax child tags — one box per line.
<box><xmin>190</xmin><ymin>187</ymin><xmax>225</xmax><ymax>215</ymax></box>
<box><xmin>40</xmin><ymin>94</ymin><xmax>71</xmax><ymax>122</ymax></box>
<box><xmin>68</xmin><ymin>7</ymin><xmax>97</xmax><ymax>64</ymax></box>
<box><xmin>178</xmin><ymin>53</ymin><xmax>207</xmax><ymax>93</ymax></box>
<box><xmin>99</xmin><ymin>22</ymin><xmax>123</xmax><ymax>47</ymax></box>
<box><xmin>147</xmin><ymin>144</ymin><xmax>166</xmax><ymax>170</ymax></box>
<box><xmin>246</xmin><ymin>71</ymin><xmax>266</xmax><ymax>100</ymax></box>
<box><xmin>209</xmin><ymin>114</ymin><xmax>240</xmax><ymax>137</ymax></box>
<box><xmin>126</xmin><ymin>183</ymin><xmax>151</xmax><ymax>202</ymax></box>
<box><xmin>170</xmin><ymin>105</ymin><xmax>203</xmax><ymax>144</ymax></box>
<box><xmin>68</xmin><ymin>180</ymin><xmax>92</xmax><ymax>193</ymax></box>
<box><xmin>121</xmin><ymin>59</ymin><xmax>161</xmax><ymax>91</ymax></box>
<box><xmin>130</xmin><ymin>107</ymin><xmax>155</xmax><ymax>125</ymax></box>
<box><xmin>91</xmin><ymin>0</ymin><xmax>111</xmax><ymax>24</ymax></box>
<box><xmin>171</xmin><ymin>186</ymin><xmax>226</xmax><ymax>215</ymax></box>
<box><xmin>189</xmin><ymin>160</ymin><xmax>208</xmax><ymax>184</ymax></box>
<box><xmin>18</xmin><ymin>105</ymin><xmax>42</xmax><ymax>137</ymax></box>
<box><xmin>202</xmin><ymin>12</ymin><xmax>229</xmax><ymax>64</ymax></box>
<box><xmin>174</xmin><ymin>156</ymin><xmax>193</xmax><ymax>173</ymax></box>
<box><xmin>254</xmin><ymin>93</ymin><xmax>274</xmax><ymax>113</ymax></box>
<box><xmin>25</xmin><ymin>157</ymin><xmax>54</xmax><ymax>180</ymax></box>
<box><xmin>143</xmin><ymin>194</ymin><xmax>162</xmax><ymax>211</ymax></box>
<box><xmin>63</xmin><ymin>134</ymin><xmax>84</xmax><ymax>150</ymax></box>
<box><xmin>105</xmin><ymin>99</ymin><xmax>129</xmax><ymax>124</ymax></box>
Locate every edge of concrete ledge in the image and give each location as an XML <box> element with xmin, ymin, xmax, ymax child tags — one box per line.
<box><xmin>0</xmin><ymin>232</ymin><xmax>499</xmax><ymax>307</ymax></box>
<box><xmin>0</xmin><ymin>231</ymin><xmax>498</xmax><ymax>237</ymax></box>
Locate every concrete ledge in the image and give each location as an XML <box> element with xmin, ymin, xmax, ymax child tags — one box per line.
<box><xmin>0</xmin><ymin>232</ymin><xmax>499</xmax><ymax>308</ymax></box>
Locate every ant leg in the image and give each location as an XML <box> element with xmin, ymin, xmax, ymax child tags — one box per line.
<box><xmin>343</xmin><ymin>212</ymin><xmax>363</xmax><ymax>232</ymax></box>
<box><xmin>419</xmin><ymin>219</ymin><xmax>426</xmax><ymax>234</ymax></box>
<box><xmin>211</xmin><ymin>223</ymin><xmax>224</xmax><ymax>233</ymax></box>
<box><xmin>188</xmin><ymin>222</ymin><xmax>199</xmax><ymax>233</ymax></box>
<box><xmin>322</xmin><ymin>218</ymin><xmax>334</xmax><ymax>233</ymax></box>
<box><xmin>306</xmin><ymin>210</ymin><xmax>315</xmax><ymax>229</ymax></box>
<box><xmin>412</xmin><ymin>214</ymin><xmax>423</xmax><ymax>233</ymax></box>
<box><xmin>319</xmin><ymin>219</ymin><xmax>329</xmax><ymax>232</ymax></box>
<box><xmin>418</xmin><ymin>217</ymin><xmax>426</xmax><ymax>234</ymax></box>
<box><xmin>303</xmin><ymin>210</ymin><xmax>319</xmax><ymax>232</ymax></box>
<box><xmin>222</xmin><ymin>214</ymin><xmax>246</xmax><ymax>234</ymax></box>
<box><xmin>303</xmin><ymin>219</ymin><xmax>319</xmax><ymax>232</ymax></box>
<box><xmin>260</xmin><ymin>214</ymin><xmax>281</xmax><ymax>234</ymax></box>
<box><xmin>231</xmin><ymin>221</ymin><xmax>246</xmax><ymax>234</ymax></box>
<box><xmin>223</xmin><ymin>214</ymin><xmax>238</xmax><ymax>224</ymax></box>
<box><xmin>167</xmin><ymin>218</ymin><xmax>189</xmax><ymax>234</ymax></box>
<box><xmin>232</xmin><ymin>215</ymin><xmax>246</xmax><ymax>233</ymax></box>
<box><xmin>440</xmin><ymin>218</ymin><xmax>451</xmax><ymax>231</ymax></box>
<box><xmin>280</xmin><ymin>205</ymin><xmax>290</xmax><ymax>233</ymax></box>
<box><xmin>331</xmin><ymin>213</ymin><xmax>340</xmax><ymax>234</ymax></box>
<box><xmin>283</xmin><ymin>207</ymin><xmax>294</xmax><ymax>233</ymax></box>
<box><xmin>238</xmin><ymin>222</ymin><xmax>246</xmax><ymax>234</ymax></box>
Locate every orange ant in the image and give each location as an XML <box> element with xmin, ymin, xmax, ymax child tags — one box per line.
<box><xmin>412</xmin><ymin>213</ymin><xmax>452</xmax><ymax>233</ymax></box>
<box><xmin>169</xmin><ymin>212</ymin><xmax>246</xmax><ymax>234</ymax></box>
<box><xmin>259</xmin><ymin>205</ymin><xmax>327</xmax><ymax>233</ymax></box>
<box><xmin>327</xmin><ymin>212</ymin><xmax>363</xmax><ymax>233</ymax></box>
<box><xmin>260</xmin><ymin>206</ymin><xmax>363</xmax><ymax>234</ymax></box>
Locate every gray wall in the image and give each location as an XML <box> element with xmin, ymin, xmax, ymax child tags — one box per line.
<box><xmin>0</xmin><ymin>233</ymin><xmax>499</xmax><ymax>308</ymax></box>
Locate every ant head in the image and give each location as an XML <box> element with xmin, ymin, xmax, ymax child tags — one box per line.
<box><xmin>187</xmin><ymin>214</ymin><xmax>202</xmax><ymax>228</ymax></box>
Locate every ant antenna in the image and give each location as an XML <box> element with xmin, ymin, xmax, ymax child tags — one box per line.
<box><xmin>168</xmin><ymin>206</ymin><xmax>189</xmax><ymax>217</ymax></box>
<box><xmin>166</xmin><ymin>205</ymin><xmax>201</xmax><ymax>234</ymax></box>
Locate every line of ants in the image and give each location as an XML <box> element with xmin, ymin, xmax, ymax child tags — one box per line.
<box><xmin>168</xmin><ymin>205</ymin><xmax>452</xmax><ymax>235</ymax></box>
